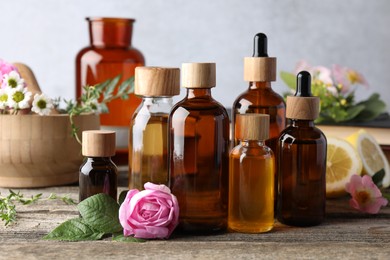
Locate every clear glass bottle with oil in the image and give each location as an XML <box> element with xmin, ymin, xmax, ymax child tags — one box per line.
<box><xmin>169</xmin><ymin>63</ymin><xmax>230</xmax><ymax>233</ymax></box>
<box><xmin>129</xmin><ymin>67</ymin><xmax>180</xmax><ymax>190</ymax></box>
<box><xmin>229</xmin><ymin>114</ymin><xmax>275</xmax><ymax>233</ymax></box>
<box><xmin>79</xmin><ymin>130</ymin><xmax>118</xmax><ymax>202</ymax></box>
<box><xmin>277</xmin><ymin>71</ymin><xmax>327</xmax><ymax>226</ymax></box>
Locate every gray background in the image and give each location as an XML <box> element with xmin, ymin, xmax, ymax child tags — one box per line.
<box><xmin>1</xmin><ymin>0</ymin><xmax>389</xmax><ymax>112</ymax></box>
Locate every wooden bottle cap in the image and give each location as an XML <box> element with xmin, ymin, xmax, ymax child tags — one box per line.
<box><xmin>286</xmin><ymin>96</ymin><xmax>320</xmax><ymax>120</ymax></box>
<box><xmin>244</xmin><ymin>57</ymin><xmax>276</xmax><ymax>82</ymax></box>
<box><xmin>135</xmin><ymin>67</ymin><xmax>180</xmax><ymax>96</ymax></box>
<box><xmin>236</xmin><ymin>114</ymin><xmax>270</xmax><ymax>141</ymax></box>
<box><xmin>82</xmin><ymin>130</ymin><xmax>116</xmax><ymax>157</ymax></box>
<box><xmin>181</xmin><ymin>63</ymin><xmax>216</xmax><ymax>88</ymax></box>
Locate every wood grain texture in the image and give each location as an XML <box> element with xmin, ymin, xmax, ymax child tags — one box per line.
<box><xmin>82</xmin><ymin>130</ymin><xmax>116</xmax><ymax>157</ymax></box>
<box><xmin>286</xmin><ymin>96</ymin><xmax>320</xmax><ymax>120</ymax></box>
<box><xmin>135</xmin><ymin>67</ymin><xmax>180</xmax><ymax>97</ymax></box>
<box><xmin>181</xmin><ymin>63</ymin><xmax>216</xmax><ymax>88</ymax></box>
<box><xmin>236</xmin><ymin>114</ymin><xmax>269</xmax><ymax>141</ymax></box>
<box><xmin>243</xmin><ymin>57</ymin><xmax>276</xmax><ymax>82</ymax></box>
<box><xmin>0</xmin><ymin>182</ymin><xmax>389</xmax><ymax>259</ymax></box>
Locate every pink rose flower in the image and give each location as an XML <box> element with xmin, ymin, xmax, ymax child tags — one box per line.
<box><xmin>332</xmin><ymin>64</ymin><xmax>369</xmax><ymax>93</ymax></box>
<box><xmin>119</xmin><ymin>182</ymin><xmax>179</xmax><ymax>239</ymax></box>
<box><xmin>345</xmin><ymin>174</ymin><xmax>388</xmax><ymax>214</ymax></box>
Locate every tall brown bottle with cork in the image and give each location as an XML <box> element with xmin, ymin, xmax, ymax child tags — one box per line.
<box><xmin>277</xmin><ymin>71</ymin><xmax>327</xmax><ymax>226</ymax></box>
<box><xmin>169</xmin><ymin>63</ymin><xmax>230</xmax><ymax>233</ymax></box>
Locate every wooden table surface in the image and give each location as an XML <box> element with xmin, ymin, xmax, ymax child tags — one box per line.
<box><xmin>1</xmin><ymin>176</ymin><xmax>389</xmax><ymax>259</ymax></box>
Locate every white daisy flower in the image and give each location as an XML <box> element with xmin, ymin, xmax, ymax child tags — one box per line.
<box><xmin>2</xmin><ymin>71</ymin><xmax>25</xmax><ymax>90</ymax></box>
<box><xmin>31</xmin><ymin>93</ymin><xmax>54</xmax><ymax>116</ymax></box>
<box><xmin>0</xmin><ymin>88</ymin><xmax>9</xmax><ymax>109</ymax></box>
<box><xmin>7</xmin><ymin>88</ymin><xmax>32</xmax><ymax>110</ymax></box>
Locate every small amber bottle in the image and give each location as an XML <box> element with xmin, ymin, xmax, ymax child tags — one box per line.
<box><xmin>169</xmin><ymin>63</ymin><xmax>230</xmax><ymax>233</ymax></box>
<box><xmin>229</xmin><ymin>114</ymin><xmax>275</xmax><ymax>233</ymax></box>
<box><xmin>129</xmin><ymin>67</ymin><xmax>180</xmax><ymax>190</ymax></box>
<box><xmin>79</xmin><ymin>130</ymin><xmax>118</xmax><ymax>202</ymax></box>
<box><xmin>277</xmin><ymin>71</ymin><xmax>327</xmax><ymax>226</ymax></box>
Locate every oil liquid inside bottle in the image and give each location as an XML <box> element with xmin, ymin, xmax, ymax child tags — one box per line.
<box><xmin>129</xmin><ymin>114</ymin><xmax>169</xmax><ymax>189</ymax></box>
<box><xmin>228</xmin><ymin>142</ymin><xmax>274</xmax><ymax>233</ymax></box>
<box><xmin>79</xmin><ymin>157</ymin><xmax>117</xmax><ymax>202</ymax></box>
<box><xmin>169</xmin><ymin>91</ymin><xmax>230</xmax><ymax>233</ymax></box>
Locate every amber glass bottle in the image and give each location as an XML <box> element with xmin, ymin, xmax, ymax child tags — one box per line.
<box><xmin>277</xmin><ymin>71</ymin><xmax>327</xmax><ymax>226</ymax></box>
<box><xmin>129</xmin><ymin>67</ymin><xmax>180</xmax><ymax>190</ymax></box>
<box><xmin>79</xmin><ymin>130</ymin><xmax>118</xmax><ymax>202</ymax></box>
<box><xmin>76</xmin><ymin>17</ymin><xmax>145</xmax><ymax>165</ymax></box>
<box><xmin>232</xmin><ymin>33</ymin><xmax>285</xmax><ymax>151</ymax></box>
<box><xmin>229</xmin><ymin>114</ymin><xmax>274</xmax><ymax>233</ymax></box>
<box><xmin>169</xmin><ymin>63</ymin><xmax>230</xmax><ymax>233</ymax></box>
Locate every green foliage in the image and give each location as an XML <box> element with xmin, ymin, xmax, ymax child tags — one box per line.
<box><xmin>0</xmin><ymin>190</ymin><xmax>75</xmax><ymax>226</ymax></box>
<box><xmin>280</xmin><ymin>71</ymin><xmax>386</xmax><ymax>123</ymax></box>
<box><xmin>372</xmin><ymin>169</ymin><xmax>385</xmax><ymax>187</ymax></box>
<box><xmin>112</xmin><ymin>233</ymin><xmax>146</xmax><ymax>243</ymax></box>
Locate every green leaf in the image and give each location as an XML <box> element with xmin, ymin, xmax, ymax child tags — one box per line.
<box><xmin>43</xmin><ymin>218</ymin><xmax>104</xmax><ymax>241</ymax></box>
<box><xmin>342</xmin><ymin>104</ymin><xmax>365</xmax><ymax>121</ymax></box>
<box><xmin>118</xmin><ymin>77</ymin><xmax>135</xmax><ymax>94</ymax></box>
<box><xmin>112</xmin><ymin>233</ymin><xmax>146</xmax><ymax>243</ymax></box>
<box><xmin>280</xmin><ymin>71</ymin><xmax>296</xmax><ymax>90</ymax></box>
<box><xmin>77</xmin><ymin>193</ymin><xmax>122</xmax><ymax>234</ymax></box>
<box><xmin>372</xmin><ymin>169</ymin><xmax>385</xmax><ymax>187</ymax></box>
<box><xmin>354</xmin><ymin>93</ymin><xmax>386</xmax><ymax>122</ymax></box>
<box><xmin>118</xmin><ymin>190</ymin><xmax>128</xmax><ymax>206</ymax></box>
<box><xmin>103</xmin><ymin>75</ymin><xmax>121</xmax><ymax>100</ymax></box>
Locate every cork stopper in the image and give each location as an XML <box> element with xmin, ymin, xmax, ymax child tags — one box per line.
<box><xmin>181</xmin><ymin>63</ymin><xmax>216</xmax><ymax>88</ymax></box>
<box><xmin>82</xmin><ymin>130</ymin><xmax>116</xmax><ymax>157</ymax></box>
<box><xmin>286</xmin><ymin>71</ymin><xmax>320</xmax><ymax>120</ymax></box>
<box><xmin>244</xmin><ymin>33</ymin><xmax>276</xmax><ymax>82</ymax></box>
<box><xmin>135</xmin><ymin>67</ymin><xmax>180</xmax><ymax>96</ymax></box>
<box><xmin>236</xmin><ymin>114</ymin><xmax>270</xmax><ymax>141</ymax></box>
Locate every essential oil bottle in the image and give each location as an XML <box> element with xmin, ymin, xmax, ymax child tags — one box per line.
<box><xmin>228</xmin><ymin>114</ymin><xmax>275</xmax><ymax>233</ymax></box>
<box><xmin>232</xmin><ymin>33</ymin><xmax>286</xmax><ymax>151</ymax></box>
<box><xmin>79</xmin><ymin>130</ymin><xmax>118</xmax><ymax>202</ymax></box>
<box><xmin>277</xmin><ymin>71</ymin><xmax>327</xmax><ymax>226</ymax></box>
<box><xmin>129</xmin><ymin>67</ymin><xmax>180</xmax><ymax>190</ymax></box>
<box><xmin>169</xmin><ymin>62</ymin><xmax>230</xmax><ymax>233</ymax></box>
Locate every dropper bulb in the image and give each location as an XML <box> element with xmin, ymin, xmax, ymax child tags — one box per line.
<box><xmin>253</xmin><ymin>33</ymin><xmax>268</xmax><ymax>57</ymax></box>
<box><xmin>295</xmin><ymin>71</ymin><xmax>312</xmax><ymax>97</ymax></box>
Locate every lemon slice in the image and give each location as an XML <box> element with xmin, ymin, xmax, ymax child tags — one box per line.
<box><xmin>347</xmin><ymin>129</ymin><xmax>390</xmax><ymax>188</ymax></box>
<box><xmin>326</xmin><ymin>137</ymin><xmax>363</xmax><ymax>198</ymax></box>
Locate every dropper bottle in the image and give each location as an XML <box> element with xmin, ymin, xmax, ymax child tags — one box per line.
<box><xmin>277</xmin><ymin>71</ymin><xmax>327</xmax><ymax>226</ymax></box>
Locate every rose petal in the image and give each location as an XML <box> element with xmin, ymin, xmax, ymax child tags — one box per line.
<box><xmin>144</xmin><ymin>182</ymin><xmax>172</xmax><ymax>194</ymax></box>
<box><xmin>119</xmin><ymin>189</ymin><xmax>139</xmax><ymax>231</ymax></box>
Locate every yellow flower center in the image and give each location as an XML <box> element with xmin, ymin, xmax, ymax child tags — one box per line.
<box><xmin>347</xmin><ymin>71</ymin><xmax>359</xmax><ymax>84</ymax></box>
<box><xmin>0</xmin><ymin>93</ymin><xmax>7</xmax><ymax>102</ymax></box>
<box><xmin>356</xmin><ymin>190</ymin><xmax>370</xmax><ymax>205</ymax></box>
<box><xmin>37</xmin><ymin>99</ymin><xmax>47</xmax><ymax>109</ymax></box>
<box><xmin>8</xmin><ymin>78</ymin><xmax>18</xmax><ymax>88</ymax></box>
<box><xmin>12</xmin><ymin>91</ymin><xmax>25</xmax><ymax>103</ymax></box>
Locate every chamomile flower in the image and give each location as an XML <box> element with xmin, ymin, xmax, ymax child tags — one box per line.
<box><xmin>7</xmin><ymin>88</ymin><xmax>32</xmax><ymax>110</ymax></box>
<box><xmin>0</xmin><ymin>88</ymin><xmax>9</xmax><ymax>109</ymax></box>
<box><xmin>31</xmin><ymin>93</ymin><xmax>54</xmax><ymax>116</ymax></box>
<box><xmin>2</xmin><ymin>71</ymin><xmax>25</xmax><ymax>90</ymax></box>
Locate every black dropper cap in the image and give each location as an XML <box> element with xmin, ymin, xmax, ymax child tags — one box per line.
<box><xmin>295</xmin><ymin>71</ymin><xmax>312</xmax><ymax>97</ymax></box>
<box><xmin>253</xmin><ymin>33</ymin><xmax>268</xmax><ymax>58</ymax></box>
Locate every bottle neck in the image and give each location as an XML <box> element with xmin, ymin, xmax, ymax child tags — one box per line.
<box><xmin>186</xmin><ymin>88</ymin><xmax>213</xmax><ymax>99</ymax></box>
<box><xmin>249</xmin><ymin>81</ymin><xmax>272</xmax><ymax>90</ymax></box>
<box><xmin>140</xmin><ymin>97</ymin><xmax>173</xmax><ymax>113</ymax></box>
<box><xmin>290</xmin><ymin>119</ymin><xmax>315</xmax><ymax>127</ymax></box>
<box><xmin>240</xmin><ymin>140</ymin><xmax>265</xmax><ymax>147</ymax></box>
<box><xmin>87</xmin><ymin>17</ymin><xmax>134</xmax><ymax>48</ymax></box>
<box><xmin>85</xmin><ymin>156</ymin><xmax>113</xmax><ymax>162</ymax></box>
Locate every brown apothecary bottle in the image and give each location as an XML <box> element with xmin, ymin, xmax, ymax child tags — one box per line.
<box><xmin>76</xmin><ymin>17</ymin><xmax>145</xmax><ymax>165</ymax></box>
<box><xmin>79</xmin><ymin>130</ymin><xmax>118</xmax><ymax>202</ymax></box>
<box><xmin>277</xmin><ymin>71</ymin><xmax>327</xmax><ymax>226</ymax></box>
<box><xmin>169</xmin><ymin>63</ymin><xmax>230</xmax><ymax>233</ymax></box>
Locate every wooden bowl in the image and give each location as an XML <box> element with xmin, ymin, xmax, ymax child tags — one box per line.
<box><xmin>0</xmin><ymin>114</ymin><xmax>100</xmax><ymax>188</ymax></box>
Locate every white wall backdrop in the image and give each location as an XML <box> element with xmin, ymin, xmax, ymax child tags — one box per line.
<box><xmin>1</xmin><ymin>0</ymin><xmax>389</xmax><ymax>112</ymax></box>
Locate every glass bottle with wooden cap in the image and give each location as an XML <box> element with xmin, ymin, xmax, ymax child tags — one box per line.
<box><xmin>129</xmin><ymin>67</ymin><xmax>180</xmax><ymax>190</ymax></box>
<box><xmin>76</xmin><ymin>17</ymin><xmax>145</xmax><ymax>165</ymax></box>
<box><xmin>169</xmin><ymin>62</ymin><xmax>230</xmax><ymax>233</ymax></box>
<box><xmin>229</xmin><ymin>114</ymin><xmax>275</xmax><ymax>233</ymax></box>
<box><xmin>79</xmin><ymin>130</ymin><xmax>118</xmax><ymax>202</ymax></box>
<box><xmin>232</xmin><ymin>33</ymin><xmax>285</xmax><ymax>151</ymax></box>
<box><xmin>277</xmin><ymin>71</ymin><xmax>327</xmax><ymax>226</ymax></box>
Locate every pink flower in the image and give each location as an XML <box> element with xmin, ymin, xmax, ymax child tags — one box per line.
<box><xmin>0</xmin><ymin>59</ymin><xmax>18</xmax><ymax>87</ymax></box>
<box><xmin>294</xmin><ymin>60</ymin><xmax>332</xmax><ymax>85</ymax></box>
<box><xmin>345</xmin><ymin>174</ymin><xmax>388</xmax><ymax>214</ymax></box>
<box><xmin>332</xmin><ymin>64</ymin><xmax>369</xmax><ymax>93</ymax></box>
<box><xmin>119</xmin><ymin>182</ymin><xmax>179</xmax><ymax>239</ymax></box>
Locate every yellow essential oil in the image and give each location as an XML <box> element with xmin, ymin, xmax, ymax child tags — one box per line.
<box><xmin>228</xmin><ymin>114</ymin><xmax>275</xmax><ymax>233</ymax></box>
